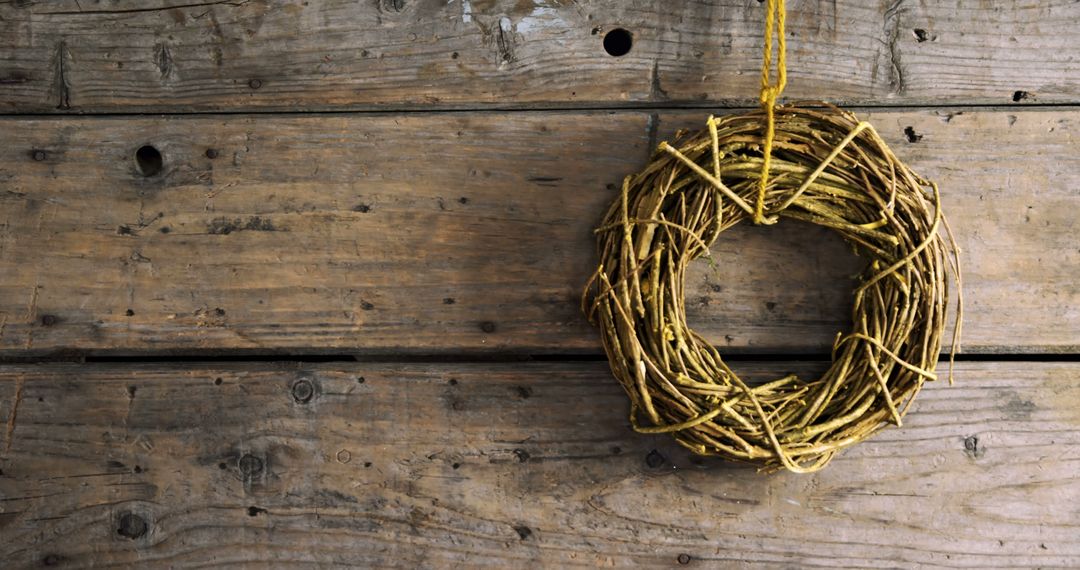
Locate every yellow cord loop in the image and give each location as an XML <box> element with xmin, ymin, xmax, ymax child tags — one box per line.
<box><xmin>755</xmin><ymin>0</ymin><xmax>787</xmax><ymax>224</ymax></box>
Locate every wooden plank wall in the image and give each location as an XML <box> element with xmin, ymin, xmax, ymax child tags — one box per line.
<box><xmin>1</xmin><ymin>0</ymin><xmax>1078</xmax><ymax>567</ymax></box>
<box><xmin>1</xmin><ymin>0</ymin><xmax>1078</xmax><ymax>110</ymax></box>
<box><xmin>1</xmin><ymin>362</ymin><xmax>1078</xmax><ymax>567</ymax></box>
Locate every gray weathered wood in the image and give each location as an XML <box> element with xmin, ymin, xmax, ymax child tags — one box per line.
<box><xmin>1</xmin><ymin>109</ymin><xmax>1076</xmax><ymax>355</ymax></box>
<box><xmin>0</xmin><ymin>0</ymin><xmax>1076</xmax><ymax>112</ymax></box>
<box><xmin>0</xmin><ymin>361</ymin><xmax>1077</xmax><ymax>567</ymax></box>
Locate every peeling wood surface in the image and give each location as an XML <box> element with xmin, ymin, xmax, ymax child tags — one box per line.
<box><xmin>0</xmin><ymin>0</ymin><xmax>1077</xmax><ymax>112</ymax></box>
<box><xmin>0</xmin><ymin>109</ymin><xmax>1077</xmax><ymax>355</ymax></box>
<box><xmin>0</xmin><ymin>361</ymin><xmax>1077</xmax><ymax>567</ymax></box>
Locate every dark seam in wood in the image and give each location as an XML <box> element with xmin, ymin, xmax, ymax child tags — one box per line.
<box><xmin>38</xmin><ymin>0</ymin><xmax>250</xmax><ymax>16</ymax></box>
<box><xmin>883</xmin><ymin>0</ymin><xmax>906</xmax><ymax>95</ymax></box>
<box><xmin>53</xmin><ymin>40</ymin><xmax>70</xmax><ymax>110</ymax></box>
<box><xmin>4</xmin><ymin>376</ymin><xmax>24</xmax><ymax>453</ymax></box>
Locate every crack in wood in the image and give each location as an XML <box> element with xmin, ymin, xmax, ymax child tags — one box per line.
<box><xmin>39</xmin><ymin>0</ymin><xmax>250</xmax><ymax>16</ymax></box>
<box><xmin>496</xmin><ymin>17</ymin><xmax>514</xmax><ymax>67</ymax></box>
<box><xmin>155</xmin><ymin>42</ymin><xmax>174</xmax><ymax>80</ymax></box>
<box><xmin>52</xmin><ymin>40</ymin><xmax>70</xmax><ymax>110</ymax></box>
<box><xmin>883</xmin><ymin>0</ymin><xmax>906</xmax><ymax>95</ymax></box>
<box><xmin>650</xmin><ymin>61</ymin><xmax>669</xmax><ymax>101</ymax></box>
<box><xmin>378</xmin><ymin>0</ymin><xmax>405</xmax><ymax>13</ymax></box>
<box><xmin>4</xmin><ymin>376</ymin><xmax>24</xmax><ymax>453</ymax></box>
<box><xmin>645</xmin><ymin>112</ymin><xmax>660</xmax><ymax>159</ymax></box>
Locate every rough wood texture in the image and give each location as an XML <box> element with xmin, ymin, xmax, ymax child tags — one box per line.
<box><xmin>0</xmin><ymin>109</ymin><xmax>1076</xmax><ymax>355</ymax></box>
<box><xmin>0</xmin><ymin>361</ymin><xmax>1077</xmax><ymax>567</ymax></box>
<box><xmin>0</xmin><ymin>0</ymin><xmax>1076</xmax><ymax>112</ymax></box>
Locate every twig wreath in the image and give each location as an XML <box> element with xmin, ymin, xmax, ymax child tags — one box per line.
<box><xmin>582</xmin><ymin>0</ymin><xmax>962</xmax><ymax>472</ymax></box>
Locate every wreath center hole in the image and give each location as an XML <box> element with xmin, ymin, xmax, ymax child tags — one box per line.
<box><xmin>686</xmin><ymin>220</ymin><xmax>861</xmax><ymax>358</ymax></box>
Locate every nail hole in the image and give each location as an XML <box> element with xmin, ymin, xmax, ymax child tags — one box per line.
<box><xmin>603</xmin><ymin>28</ymin><xmax>633</xmax><ymax>57</ymax></box>
<box><xmin>135</xmin><ymin>145</ymin><xmax>163</xmax><ymax>177</ymax></box>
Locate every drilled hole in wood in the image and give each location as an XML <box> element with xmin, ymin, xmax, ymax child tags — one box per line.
<box><xmin>135</xmin><ymin>145</ymin><xmax>163</xmax><ymax>177</ymax></box>
<box><xmin>603</xmin><ymin>28</ymin><xmax>632</xmax><ymax>57</ymax></box>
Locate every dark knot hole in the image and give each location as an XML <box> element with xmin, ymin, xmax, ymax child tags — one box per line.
<box><xmin>135</xmin><ymin>145</ymin><xmax>163</xmax><ymax>177</ymax></box>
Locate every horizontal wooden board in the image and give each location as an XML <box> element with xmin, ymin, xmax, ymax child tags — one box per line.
<box><xmin>1</xmin><ymin>108</ymin><xmax>1077</xmax><ymax>355</ymax></box>
<box><xmin>0</xmin><ymin>0</ymin><xmax>1077</xmax><ymax>112</ymax></box>
<box><xmin>0</xmin><ymin>361</ymin><xmax>1077</xmax><ymax>567</ymax></box>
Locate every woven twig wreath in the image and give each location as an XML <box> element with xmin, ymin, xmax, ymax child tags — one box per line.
<box><xmin>582</xmin><ymin>104</ymin><xmax>962</xmax><ymax>473</ymax></box>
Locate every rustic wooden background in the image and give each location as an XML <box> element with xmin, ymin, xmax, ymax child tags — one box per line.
<box><xmin>1</xmin><ymin>0</ymin><xmax>1078</xmax><ymax>567</ymax></box>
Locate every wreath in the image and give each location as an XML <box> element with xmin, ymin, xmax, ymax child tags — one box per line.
<box><xmin>582</xmin><ymin>1</ymin><xmax>961</xmax><ymax>472</ymax></box>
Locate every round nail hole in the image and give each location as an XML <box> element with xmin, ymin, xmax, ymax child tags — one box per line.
<box><xmin>603</xmin><ymin>28</ymin><xmax>632</xmax><ymax>57</ymax></box>
<box><xmin>135</xmin><ymin>145</ymin><xmax>163</xmax><ymax>177</ymax></box>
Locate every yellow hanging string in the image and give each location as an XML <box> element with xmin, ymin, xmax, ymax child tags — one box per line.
<box><xmin>755</xmin><ymin>0</ymin><xmax>787</xmax><ymax>224</ymax></box>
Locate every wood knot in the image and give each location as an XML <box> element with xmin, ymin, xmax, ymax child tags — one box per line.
<box><xmin>291</xmin><ymin>379</ymin><xmax>315</xmax><ymax>404</ymax></box>
<box><xmin>116</xmin><ymin>512</ymin><xmax>148</xmax><ymax>539</ymax></box>
<box><xmin>238</xmin><ymin>454</ymin><xmax>264</xmax><ymax>478</ymax></box>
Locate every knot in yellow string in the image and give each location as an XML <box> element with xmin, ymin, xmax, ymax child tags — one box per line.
<box><xmin>755</xmin><ymin>0</ymin><xmax>787</xmax><ymax>225</ymax></box>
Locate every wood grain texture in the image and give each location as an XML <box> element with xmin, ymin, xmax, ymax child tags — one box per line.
<box><xmin>1</xmin><ymin>108</ymin><xmax>1077</xmax><ymax>355</ymax></box>
<box><xmin>0</xmin><ymin>361</ymin><xmax>1077</xmax><ymax>567</ymax></box>
<box><xmin>0</xmin><ymin>0</ymin><xmax>1076</xmax><ymax>112</ymax></box>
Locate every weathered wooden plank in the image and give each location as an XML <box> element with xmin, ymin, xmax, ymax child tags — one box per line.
<box><xmin>0</xmin><ymin>109</ymin><xmax>1076</xmax><ymax>355</ymax></box>
<box><xmin>0</xmin><ymin>0</ymin><xmax>1076</xmax><ymax>112</ymax></box>
<box><xmin>0</xmin><ymin>361</ymin><xmax>1077</xmax><ymax>567</ymax></box>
